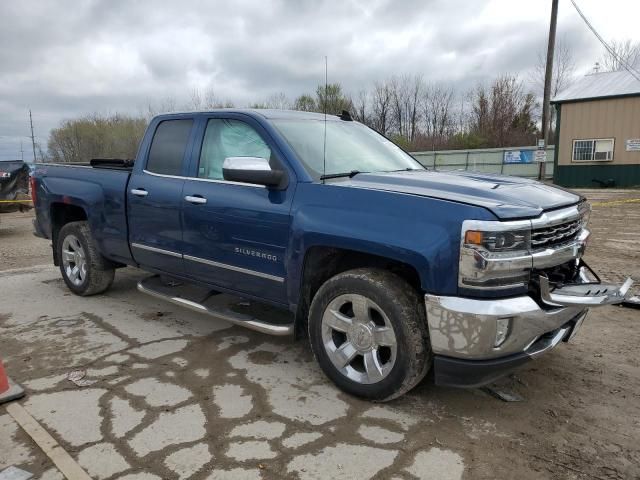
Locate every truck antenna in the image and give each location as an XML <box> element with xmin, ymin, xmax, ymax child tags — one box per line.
<box><xmin>322</xmin><ymin>56</ymin><xmax>328</xmax><ymax>184</ymax></box>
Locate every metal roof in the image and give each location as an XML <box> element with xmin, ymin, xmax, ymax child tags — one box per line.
<box><xmin>552</xmin><ymin>70</ymin><xmax>640</xmax><ymax>103</ymax></box>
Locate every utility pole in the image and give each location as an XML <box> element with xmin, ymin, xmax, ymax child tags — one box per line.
<box><xmin>539</xmin><ymin>0</ymin><xmax>559</xmax><ymax>181</ymax></box>
<box><xmin>20</xmin><ymin>141</ymin><xmax>24</xmax><ymax>161</ymax></box>
<box><xmin>29</xmin><ymin>109</ymin><xmax>37</xmax><ymax>163</ymax></box>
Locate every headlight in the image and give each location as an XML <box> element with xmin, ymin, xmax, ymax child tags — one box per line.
<box><xmin>464</xmin><ymin>229</ymin><xmax>531</xmax><ymax>253</ymax></box>
<box><xmin>459</xmin><ymin>220</ymin><xmax>532</xmax><ymax>291</ymax></box>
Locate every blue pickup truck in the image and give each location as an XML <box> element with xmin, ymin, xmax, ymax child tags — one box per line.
<box><xmin>32</xmin><ymin>109</ymin><xmax>633</xmax><ymax>401</ymax></box>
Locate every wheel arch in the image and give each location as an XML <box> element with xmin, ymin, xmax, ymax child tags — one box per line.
<box><xmin>50</xmin><ymin>203</ymin><xmax>88</xmax><ymax>266</ymax></box>
<box><xmin>293</xmin><ymin>245</ymin><xmax>423</xmax><ymax>338</ymax></box>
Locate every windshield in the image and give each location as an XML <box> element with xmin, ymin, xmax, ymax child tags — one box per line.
<box><xmin>271</xmin><ymin>119</ymin><xmax>424</xmax><ymax>179</ymax></box>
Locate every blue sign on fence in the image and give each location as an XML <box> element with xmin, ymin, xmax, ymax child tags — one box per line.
<box><xmin>503</xmin><ymin>150</ymin><xmax>533</xmax><ymax>164</ymax></box>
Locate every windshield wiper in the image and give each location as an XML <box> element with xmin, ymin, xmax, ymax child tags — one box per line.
<box><xmin>385</xmin><ymin>168</ymin><xmax>425</xmax><ymax>172</ymax></box>
<box><xmin>320</xmin><ymin>170</ymin><xmax>365</xmax><ymax>180</ymax></box>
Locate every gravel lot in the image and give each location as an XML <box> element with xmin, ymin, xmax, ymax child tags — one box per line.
<box><xmin>1</xmin><ymin>189</ymin><xmax>639</xmax><ymax>480</ymax></box>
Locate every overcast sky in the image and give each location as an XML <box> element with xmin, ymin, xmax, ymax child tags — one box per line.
<box><xmin>1</xmin><ymin>0</ymin><xmax>639</xmax><ymax>160</ymax></box>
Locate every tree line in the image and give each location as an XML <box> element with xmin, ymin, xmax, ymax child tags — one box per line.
<box><xmin>46</xmin><ymin>39</ymin><xmax>639</xmax><ymax>163</ymax></box>
<box><xmin>46</xmin><ymin>74</ymin><xmax>539</xmax><ymax>163</ymax></box>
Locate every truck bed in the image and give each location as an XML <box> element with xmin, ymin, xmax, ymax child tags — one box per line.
<box><xmin>33</xmin><ymin>163</ymin><xmax>134</xmax><ymax>265</ymax></box>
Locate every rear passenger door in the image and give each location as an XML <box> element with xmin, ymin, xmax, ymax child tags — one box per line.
<box><xmin>181</xmin><ymin>114</ymin><xmax>295</xmax><ymax>304</ymax></box>
<box><xmin>128</xmin><ymin>118</ymin><xmax>194</xmax><ymax>275</ymax></box>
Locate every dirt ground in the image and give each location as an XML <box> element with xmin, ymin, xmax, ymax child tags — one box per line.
<box><xmin>0</xmin><ymin>189</ymin><xmax>639</xmax><ymax>480</ymax></box>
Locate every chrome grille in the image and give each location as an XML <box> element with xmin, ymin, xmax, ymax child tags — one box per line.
<box><xmin>531</xmin><ymin>218</ymin><xmax>583</xmax><ymax>249</ymax></box>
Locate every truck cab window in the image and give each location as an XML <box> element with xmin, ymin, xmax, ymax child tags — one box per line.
<box><xmin>198</xmin><ymin>119</ymin><xmax>271</xmax><ymax>180</ymax></box>
<box><xmin>146</xmin><ymin>119</ymin><xmax>193</xmax><ymax>176</ymax></box>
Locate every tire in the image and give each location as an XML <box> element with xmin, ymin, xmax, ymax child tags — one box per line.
<box><xmin>308</xmin><ymin>268</ymin><xmax>431</xmax><ymax>401</ymax></box>
<box><xmin>57</xmin><ymin>221</ymin><xmax>115</xmax><ymax>296</ymax></box>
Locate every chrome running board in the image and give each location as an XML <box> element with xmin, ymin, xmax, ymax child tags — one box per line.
<box><xmin>137</xmin><ymin>275</ymin><xmax>294</xmax><ymax>336</ymax></box>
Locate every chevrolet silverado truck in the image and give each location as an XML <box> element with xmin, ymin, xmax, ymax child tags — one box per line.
<box><xmin>31</xmin><ymin>109</ymin><xmax>633</xmax><ymax>401</ymax></box>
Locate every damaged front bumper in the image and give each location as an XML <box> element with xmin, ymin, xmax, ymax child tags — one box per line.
<box><xmin>425</xmin><ymin>266</ymin><xmax>633</xmax><ymax>388</ymax></box>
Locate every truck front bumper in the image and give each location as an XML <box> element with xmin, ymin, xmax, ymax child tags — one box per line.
<box><xmin>425</xmin><ymin>274</ymin><xmax>633</xmax><ymax>388</ymax></box>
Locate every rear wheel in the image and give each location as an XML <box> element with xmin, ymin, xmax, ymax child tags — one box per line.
<box><xmin>58</xmin><ymin>221</ymin><xmax>115</xmax><ymax>296</ymax></box>
<box><xmin>308</xmin><ymin>268</ymin><xmax>431</xmax><ymax>401</ymax></box>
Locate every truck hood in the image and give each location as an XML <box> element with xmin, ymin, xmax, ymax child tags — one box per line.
<box><xmin>341</xmin><ymin>170</ymin><xmax>583</xmax><ymax>220</ymax></box>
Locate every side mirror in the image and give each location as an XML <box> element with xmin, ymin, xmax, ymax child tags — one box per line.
<box><xmin>222</xmin><ymin>157</ymin><xmax>285</xmax><ymax>188</ymax></box>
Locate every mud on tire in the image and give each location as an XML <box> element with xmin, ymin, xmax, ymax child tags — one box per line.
<box><xmin>57</xmin><ymin>221</ymin><xmax>115</xmax><ymax>296</ymax></box>
<box><xmin>308</xmin><ymin>268</ymin><xmax>432</xmax><ymax>401</ymax></box>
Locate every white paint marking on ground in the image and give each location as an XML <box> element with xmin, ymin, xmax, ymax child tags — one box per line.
<box><xmin>405</xmin><ymin>448</ymin><xmax>465</xmax><ymax>480</ymax></box>
<box><xmin>0</xmin><ymin>466</ymin><xmax>32</xmax><ymax>480</ymax></box>
<box><xmin>124</xmin><ymin>378</ymin><xmax>192</xmax><ymax>407</ymax></box>
<box><xmin>164</xmin><ymin>443</ymin><xmax>212</xmax><ymax>480</ymax></box>
<box><xmin>226</xmin><ymin>440</ymin><xmax>276</xmax><ymax>461</ymax></box>
<box><xmin>193</xmin><ymin>368</ymin><xmax>209</xmax><ymax>378</ymax></box>
<box><xmin>204</xmin><ymin>468</ymin><xmax>262</xmax><ymax>480</ymax></box>
<box><xmin>287</xmin><ymin>443</ymin><xmax>398</xmax><ymax>480</ymax></box>
<box><xmin>116</xmin><ymin>474</ymin><xmax>162</xmax><ymax>480</ymax></box>
<box><xmin>212</xmin><ymin>384</ymin><xmax>253</xmax><ymax>419</ymax></box>
<box><xmin>358</xmin><ymin>425</ymin><xmax>404</xmax><ymax>444</ymax></box>
<box><xmin>362</xmin><ymin>406</ymin><xmax>419</xmax><ymax>430</ymax></box>
<box><xmin>109</xmin><ymin>397</ymin><xmax>146</xmax><ymax>438</ymax></box>
<box><xmin>76</xmin><ymin>443</ymin><xmax>130</xmax><ymax>480</ymax></box>
<box><xmin>282</xmin><ymin>432</ymin><xmax>323</xmax><ymax>449</ymax></box>
<box><xmin>5</xmin><ymin>403</ymin><xmax>92</xmax><ymax>480</ymax></box>
<box><xmin>228</xmin><ymin>344</ymin><xmax>349</xmax><ymax>425</ymax></box>
<box><xmin>128</xmin><ymin>404</ymin><xmax>206</xmax><ymax>457</ymax></box>
<box><xmin>24</xmin><ymin>389</ymin><xmax>106</xmax><ymax>447</ymax></box>
<box><xmin>22</xmin><ymin>375</ymin><xmax>65</xmax><ymax>392</ymax></box>
<box><xmin>230</xmin><ymin>420</ymin><xmax>286</xmax><ymax>440</ymax></box>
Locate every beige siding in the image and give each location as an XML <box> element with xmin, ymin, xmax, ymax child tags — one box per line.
<box><xmin>558</xmin><ymin>96</ymin><xmax>640</xmax><ymax>166</ymax></box>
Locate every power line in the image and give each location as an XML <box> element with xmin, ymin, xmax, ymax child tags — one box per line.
<box><xmin>570</xmin><ymin>0</ymin><xmax>640</xmax><ymax>82</ymax></box>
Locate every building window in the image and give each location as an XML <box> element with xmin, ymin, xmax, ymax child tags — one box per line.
<box><xmin>572</xmin><ymin>138</ymin><xmax>614</xmax><ymax>162</ymax></box>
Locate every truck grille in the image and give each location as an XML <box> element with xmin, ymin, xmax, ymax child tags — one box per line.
<box><xmin>531</xmin><ymin>218</ymin><xmax>582</xmax><ymax>249</ymax></box>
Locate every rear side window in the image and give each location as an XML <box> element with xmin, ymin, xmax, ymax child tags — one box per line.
<box><xmin>146</xmin><ymin>119</ymin><xmax>193</xmax><ymax>175</ymax></box>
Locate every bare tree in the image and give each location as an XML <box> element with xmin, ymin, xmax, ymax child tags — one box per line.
<box><xmin>146</xmin><ymin>96</ymin><xmax>177</xmax><ymax>119</ymax></box>
<box><xmin>252</xmin><ymin>92</ymin><xmax>291</xmax><ymax>110</ymax></box>
<box><xmin>601</xmin><ymin>39</ymin><xmax>640</xmax><ymax>72</ymax></box>
<box><xmin>468</xmin><ymin>75</ymin><xmax>538</xmax><ymax>148</ymax></box>
<box><xmin>353</xmin><ymin>90</ymin><xmax>369</xmax><ymax>125</ymax></box>
<box><xmin>370</xmin><ymin>81</ymin><xmax>393</xmax><ymax>135</ymax></box>
<box><xmin>265</xmin><ymin>92</ymin><xmax>291</xmax><ymax>109</ymax></box>
<box><xmin>422</xmin><ymin>83</ymin><xmax>455</xmax><ymax>149</ymax></box>
<box><xmin>535</xmin><ymin>39</ymin><xmax>576</xmax><ymax>98</ymax></box>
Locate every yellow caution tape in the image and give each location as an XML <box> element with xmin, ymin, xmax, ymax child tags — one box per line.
<box><xmin>591</xmin><ymin>198</ymin><xmax>640</xmax><ymax>207</ymax></box>
<box><xmin>0</xmin><ymin>199</ymin><xmax>33</xmax><ymax>204</ymax></box>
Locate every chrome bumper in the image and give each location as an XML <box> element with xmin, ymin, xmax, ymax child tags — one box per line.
<box><xmin>426</xmin><ymin>269</ymin><xmax>633</xmax><ymax>360</ymax></box>
<box><xmin>425</xmin><ymin>294</ymin><xmax>587</xmax><ymax>360</ymax></box>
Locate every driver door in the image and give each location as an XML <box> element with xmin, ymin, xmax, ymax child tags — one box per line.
<box><xmin>181</xmin><ymin>114</ymin><xmax>295</xmax><ymax>304</ymax></box>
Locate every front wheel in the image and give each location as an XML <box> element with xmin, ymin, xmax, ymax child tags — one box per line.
<box><xmin>57</xmin><ymin>221</ymin><xmax>115</xmax><ymax>296</ymax></box>
<box><xmin>308</xmin><ymin>268</ymin><xmax>431</xmax><ymax>401</ymax></box>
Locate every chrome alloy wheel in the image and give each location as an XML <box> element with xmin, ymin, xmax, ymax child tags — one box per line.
<box><xmin>61</xmin><ymin>234</ymin><xmax>87</xmax><ymax>286</ymax></box>
<box><xmin>321</xmin><ymin>293</ymin><xmax>398</xmax><ymax>384</ymax></box>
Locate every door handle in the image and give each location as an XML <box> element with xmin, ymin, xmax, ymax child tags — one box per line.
<box><xmin>131</xmin><ymin>188</ymin><xmax>148</xmax><ymax>197</ymax></box>
<box><xmin>185</xmin><ymin>195</ymin><xmax>207</xmax><ymax>205</ymax></box>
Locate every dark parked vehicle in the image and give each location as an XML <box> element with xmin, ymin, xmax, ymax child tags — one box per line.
<box><xmin>0</xmin><ymin>161</ymin><xmax>32</xmax><ymax>219</ymax></box>
<box><xmin>31</xmin><ymin>109</ymin><xmax>633</xmax><ymax>400</ymax></box>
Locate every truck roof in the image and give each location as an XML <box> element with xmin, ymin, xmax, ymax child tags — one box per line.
<box><xmin>153</xmin><ymin>109</ymin><xmax>341</xmax><ymax>122</ymax></box>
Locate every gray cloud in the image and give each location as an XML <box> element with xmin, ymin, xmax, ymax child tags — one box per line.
<box><xmin>0</xmin><ymin>0</ymin><xmax>618</xmax><ymax>159</ymax></box>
